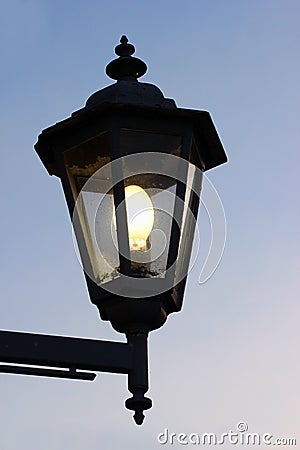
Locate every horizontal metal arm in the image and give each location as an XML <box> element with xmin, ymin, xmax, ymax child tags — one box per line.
<box><xmin>0</xmin><ymin>330</ymin><xmax>132</xmax><ymax>378</ymax></box>
<box><xmin>0</xmin><ymin>364</ymin><xmax>96</xmax><ymax>380</ymax></box>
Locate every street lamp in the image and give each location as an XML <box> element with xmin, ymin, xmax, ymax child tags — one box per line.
<box><xmin>1</xmin><ymin>36</ymin><xmax>227</xmax><ymax>425</ymax></box>
<box><xmin>35</xmin><ymin>35</ymin><xmax>226</xmax><ymax>325</ymax></box>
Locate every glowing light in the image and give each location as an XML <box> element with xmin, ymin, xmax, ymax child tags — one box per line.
<box><xmin>124</xmin><ymin>185</ymin><xmax>154</xmax><ymax>251</ymax></box>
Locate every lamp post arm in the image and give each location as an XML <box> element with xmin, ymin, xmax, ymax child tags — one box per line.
<box><xmin>0</xmin><ymin>330</ymin><xmax>132</xmax><ymax>377</ymax></box>
<box><xmin>0</xmin><ymin>329</ymin><xmax>153</xmax><ymax>425</ymax></box>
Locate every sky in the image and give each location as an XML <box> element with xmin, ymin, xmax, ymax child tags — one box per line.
<box><xmin>0</xmin><ymin>1</ymin><xmax>299</xmax><ymax>449</ymax></box>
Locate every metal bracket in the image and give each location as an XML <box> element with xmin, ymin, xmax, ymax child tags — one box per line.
<box><xmin>0</xmin><ymin>329</ymin><xmax>150</xmax><ymax>424</ymax></box>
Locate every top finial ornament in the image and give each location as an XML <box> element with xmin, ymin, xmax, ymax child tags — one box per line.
<box><xmin>106</xmin><ymin>36</ymin><xmax>147</xmax><ymax>81</ymax></box>
<box><xmin>115</xmin><ymin>35</ymin><xmax>135</xmax><ymax>57</ymax></box>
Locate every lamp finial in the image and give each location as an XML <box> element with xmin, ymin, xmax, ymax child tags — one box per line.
<box><xmin>106</xmin><ymin>36</ymin><xmax>147</xmax><ymax>81</ymax></box>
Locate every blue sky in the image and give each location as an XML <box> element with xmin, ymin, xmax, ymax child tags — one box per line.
<box><xmin>0</xmin><ymin>1</ymin><xmax>299</xmax><ymax>449</ymax></box>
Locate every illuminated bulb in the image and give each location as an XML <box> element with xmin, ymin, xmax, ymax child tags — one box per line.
<box><xmin>124</xmin><ymin>185</ymin><xmax>154</xmax><ymax>252</ymax></box>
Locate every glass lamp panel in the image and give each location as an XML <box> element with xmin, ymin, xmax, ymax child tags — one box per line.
<box><xmin>75</xmin><ymin>188</ymin><xmax>120</xmax><ymax>286</ymax></box>
<box><xmin>73</xmin><ymin>168</ymin><xmax>123</xmax><ymax>287</ymax></box>
<box><xmin>63</xmin><ymin>131</ymin><xmax>110</xmax><ymax>200</ymax></box>
<box><xmin>122</xmin><ymin>175</ymin><xmax>177</xmax><ymax>279</ymax></box>
<box><xmin>174</xmin><ymin>141</ymin><xmax>203</xmax><ymax>293</ymax></box>
<box><xmin>119</xmin><ymin>130</ymin><xmax>183</xmax><ymax>279</ymax></box>
<box><xmin>64</xmin><ymin>131</ymin><xmax>122</xmax><ymax>287</ymax></box>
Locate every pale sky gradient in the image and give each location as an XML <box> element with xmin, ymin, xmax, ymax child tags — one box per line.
<box><xmin>0</xmin><ymin>1</ymin><xmax>299</xmax><ymax>449</ymax></box>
